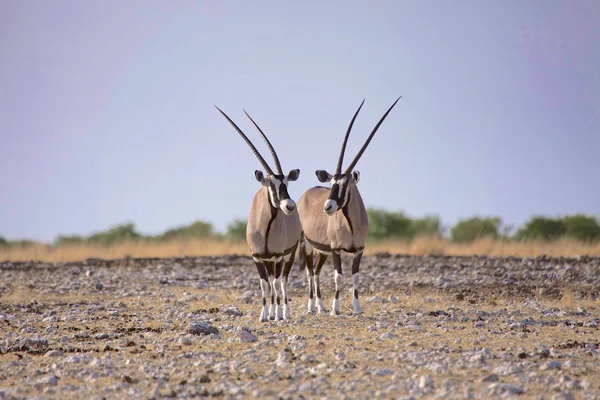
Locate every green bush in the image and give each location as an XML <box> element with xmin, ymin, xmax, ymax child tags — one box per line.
<box><xmin>87</xmin><ymin>222</ymin><xmax>142</xmax><ymax>246</ymax></box>
<box><xmin>54</xmin><ymin>235</ymin><xmax>86</xmax><ymax>246</ymax></box>
<box><xmin>515</xmin><ymin>216</ymin><xmax>566</xmax><ymax>241</ymax></box>
<box><xmin>561</xmin><ymin>214</ymin><xmax>600</xmax><ymax>242</ymax></box>
<box><xmin>226</xmin><ymin>219</ymin><xmax>247</xmax><ymax>242</ymax></box>
<box><xmin>158</xmin><ymin>220</ymin><xmax>214</xmax><ymax>241</ymax></box>
<box><xmin>367</xmin><ymin>208</ymin><xmax>413</xmax><ymax>240</ymax></box>
<box><xmin>450</xmin><ymin>216</ymin><xmax>502</xmax><ymax>243</ymax></box>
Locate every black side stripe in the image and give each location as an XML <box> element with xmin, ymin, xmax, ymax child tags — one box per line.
<box><xmin>305</xmin><ymin>237</ymin><xmax>332</xmax><ymax>253</ymax></box>
<box><xmin>263</xmin><ymin>190</ymin><xmax>279</xmax><ymax>255</ymax></box>
<box><xmin>341</xmin><ymin>189</ymin><xmax>353</xmax><ymax>235</ymax></box>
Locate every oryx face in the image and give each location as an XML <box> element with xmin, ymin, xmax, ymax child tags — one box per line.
<box><xmin>215</xmin><ymin>105</ymin><xmax>302</xmax><ymax>216</ymax></box>
<box><xmin>315</xmin><ymin>96</ymin><xmax>401</xmax><ymax>217</ymax></box>
<box><xmin>256</xmin><ymin>169</ymin><xmax>300</xmax><ymax>215</ymax></box>
<box><xmin>315</xmin><ymin>170</ymin><xmax>360</xmax><ymax>215</ymax></box>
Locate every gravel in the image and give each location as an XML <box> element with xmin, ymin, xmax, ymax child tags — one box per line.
<box><xmin>0</xmin><ymin>254</ymin><xmax>599</xmax><ymax>398</ymax></box>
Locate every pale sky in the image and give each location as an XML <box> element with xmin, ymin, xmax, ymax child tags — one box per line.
<box><xmin>1</xmin><ymin>0</ymin><xmax>599</xmax><ymax>242</ymax></box>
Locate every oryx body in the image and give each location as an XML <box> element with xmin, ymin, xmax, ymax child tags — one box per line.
<box><xmin>297</xmin><ymin>97</ymin><xmax>401</xmax><ymax>316</ymax></box>
<box><xmin>216</xmin><ymin>106</ymin><xmax>302</xmax><ymax>322</ymax></box>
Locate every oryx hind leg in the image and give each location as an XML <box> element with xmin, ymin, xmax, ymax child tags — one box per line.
<box><xmin>302</xmin><ymin>240</ymin><xmax>316</xmax><ymax>314</ymax></box>
<box><xmin>331</xmin><ymin>251</ymin><xmax>343</xmax><ymax>316</ymax></box>
<box><xmin>351</xmin><ymin>250</ymin><xmax>364</xmax><ymax>315</ymax></box>
<box><xmin>272</xmin><ymin>257</ymin><xmax>284</xmax><ymax>321</ymax></box>
<box><xmin>254</xmin><ymin>258</ymin><xmax>270</xmax><ymax>322</ymax></box>
<box><xmin>281</xmin><ymin>242</ymin><xmax>298</xmax><ymax>320</ymax></box>
<box><xmin>264</xmin><ymin>261</ymin><xmax>277</xmax><ymax>320</ymax></box>
<box><xmin>314</xmin><ymin>252</ymin><xmax>328</xmax><ymax>314</ymax></box>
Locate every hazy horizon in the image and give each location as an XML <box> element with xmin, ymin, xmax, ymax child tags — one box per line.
<box><xmin>1</xmin><ymin>0</ymin><xmax>599</xmax><ymax>242</ymax></box>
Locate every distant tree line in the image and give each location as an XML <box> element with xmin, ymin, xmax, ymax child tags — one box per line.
<box><xmin>1</xmin><ymin>211</ymin><xmax>599</xmax><ymax>249</ymax></box>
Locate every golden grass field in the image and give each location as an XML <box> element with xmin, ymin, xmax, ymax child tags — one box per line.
<box><xmin>2</xmin><ymin>235</ymin><xmax>600</xmax><ymax>262</ymax></box>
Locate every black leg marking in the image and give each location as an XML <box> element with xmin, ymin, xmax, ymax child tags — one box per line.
<box><xmin>335</xmin><ymin>290</ymin><xmax>340</xmax><ymax>300</ymax></box>
<box><xmin>351</xmin><ymin>251</ymin><xmax>363</xmax><ymax>275</ymax></box>
<box><xmin>263</xmin><ymin>297</ymin><xmax>267</xmax><ymax>306</ymax></box>
<box><xmin>255</xmin><ymin>260</ymin><xmax>268</xmax><ymax>281</ymax></box>
<box><xmin>354</xmin><ymin>289</ymin><xmax>358</xmax><ymax>299</ymax></box>
<box><xmin>333</xmin><ymin>251</ymin><xmax>342</xmax><ymax>275</ymax></box>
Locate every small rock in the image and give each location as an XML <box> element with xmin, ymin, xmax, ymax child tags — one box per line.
<box><xmin>419</xmin><ymin>375</ymin><xmax>433</xmax><ymax>389</ymax></box>
<box><xmin>375</xmin><ymin>368</ymin><xmax>393</xmax><ymax>377</ymax></box>
<box><xmin>95</xmin><ymin>282</ymin><xmax>104</xmax><ymax>290</ymax></box>
<box><xmin>224</xmin><ymin>307</ymin><xmax>243</xmax><ymax>317</ymax></box>
<box><xmin>188</xmin><ymin>322</ymin><xmax>218</xmax><ymax>336</ymax></box>
<box><xmin>236</xmin><ymin>329</ymin><xmax>258</xmax><ymax>343</ymax></box>
<box><xmin>482</xmin><ymin>374</ymin><xmax>499</xmax><ymax>383</ymax></box>
<box><xmin>487</xmin><ymin>383</ymin><xmax>524</xmax><ymax>396</ymax></box>
<box><xmin>541</xmin><ymin>361</ymin><xmax>561</xmax><ymax>371</ymax></box>
<box><xmin>44</xmin><ymin>349</ymin><xmax>64</xmax><ymax>358</ymax></box>
<box><xmin>552</xmin><ymin>392</ymin><xmax>575</xmax><ymax>400</ymax></box>
<box><xmin>380</xmin><ymin>332</ymin><xmax>395</xmax><ymax>340</ymax></box>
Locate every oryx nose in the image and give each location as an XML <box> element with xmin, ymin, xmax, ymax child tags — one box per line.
<box><xmin>286</xmin><ymin>204</ymin><xmax>295</xmax><ymax>212</ymax></box>
<box><xmin>324</xmin><ymin>204</ymin><xmax>333</xmax><ymax>211</ymax></box>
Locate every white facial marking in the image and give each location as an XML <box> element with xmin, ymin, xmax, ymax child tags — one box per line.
<box><xmin>324</xmin><ymin>199</ymin><xmax>337</xmax><ymax>215</ymax></box>
<box><xmin>280</xmin><ymin>198</ymin><xmax>296</xmax><ymax>215</ymax></box>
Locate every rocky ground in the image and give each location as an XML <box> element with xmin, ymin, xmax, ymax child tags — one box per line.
<box><xmin>0</xmin><ymin>253</ymin><xmax>599</xmax><ymax>399</ymax></box>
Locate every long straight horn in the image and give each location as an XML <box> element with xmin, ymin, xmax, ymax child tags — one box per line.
<box><xmin>243</xmin><ymin>110</ymin><xmax>283</xmax><ymax>175</ymax></box>
<box><xmin>215</xmin><ymin>106</ymin><xmax>274</xmax><ymax>175</ymax></box>
<box><xmin>343</xmin><ymin>96</ymin><xmax>402</xmax><ymax>175</ymax></box>
<box><xmin>336</xmin><ymin>99</ymin><xmax>365</xmax><ymax>175</ymax></box>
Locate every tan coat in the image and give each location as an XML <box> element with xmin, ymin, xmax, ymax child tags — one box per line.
<box><xmin>297</xmin><ymin>185</ymin><xmax>369</xmax><ymax>252</ymax></box>
<box><xmin>246</xmin><ymin>186</ymin><xmax>302</xmax><ymax>257</ymax></box>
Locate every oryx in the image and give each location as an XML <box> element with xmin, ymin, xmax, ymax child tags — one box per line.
<box><xmin>297</xmin><ymin>97</ymin><xmax>401</xmax><ymax>316</ymax></box>
<box><xmin>215</xmin><ymin>106</ymin><xmax>302</xmax><ymax>322</ymax></box>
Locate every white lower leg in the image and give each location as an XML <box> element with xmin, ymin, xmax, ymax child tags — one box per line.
<box><xmin>272</xmin><ymin>276</ymin><xmax>283</xmax><ymax>320</ymax></box>
<box><xmin>314</xmin><ymin>275</ymin><xmax>326</xmax><ymax>313</ymax></box>
<box><xmin>306</xmin><ymin>269</ymin><xmax>315</xmax><ymax>313</ymax></box>
<box><xmin>352</xmin><ymin>273</ymin><xmax>362</xmax><ymax>314</ymax></box>
<box><xmin>268</xmin><ymin>276</ymin><xmax>276</xmax><ymax>320</ymax></box>
<box><xmin>331</xmin><ymin>270</ymin><xmax>342</xmax><ymax>315</ymax></box>
<box><xmin>259</xmin><ymin>278</ymin><xmax>270</xmax><ymax>322</ymax></box>
<box><xmin>281</xmin><ymin>277</ymin><xmax>290</xmax><ymax>319</ymax></box>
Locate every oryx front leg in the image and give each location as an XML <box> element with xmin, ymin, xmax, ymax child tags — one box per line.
<box><xmin>330</xmin><ymin>251</ymin><xmax>342</xmax><ymax>316</ymax></box>
<box><xmin>304</xmin><ymin>247</ymin><xmax>316</xmax><ymax>314</ymax></box>
<box><xmin>314</xmin><ymin>252</ymin><xmax>328</xmax><ymax>314</ymax></box>
<box><xmin>272</xmin><ymin>258</ymin><xmax>284</xmax><ymax>321</ymax></box>
<box><xmin>281</xmin><ymin>247</ymin><xmax>296</xmax><ymax>320</ymax></box>
<box><xmin>351</xmin><ymin>250</ymin><xmax>364</xmax><ymax>315</ymax></box>
<box><xmin>254</xmin><ymin>259</ymin><xmax>270</xmax><ymax>322</ymax></box>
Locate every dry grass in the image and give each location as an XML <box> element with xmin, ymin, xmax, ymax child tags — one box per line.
<box><xmin>1</xmin><ymin>236</ymin><xmax>600</xmax><ymax>262</ymax></box>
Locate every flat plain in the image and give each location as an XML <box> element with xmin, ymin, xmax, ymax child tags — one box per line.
<box><xmin>1</xmin><ymin>253</ymin><xmax>599</xmax><ymax>399</ymax></box>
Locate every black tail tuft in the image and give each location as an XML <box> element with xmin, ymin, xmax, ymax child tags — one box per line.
<box><xmin>298</xmin><ymin>232</ymin><xmax>306</xmax><ymax>271</ymax></box>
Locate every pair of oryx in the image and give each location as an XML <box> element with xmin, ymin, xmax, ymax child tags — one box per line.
<box><xmin>216</xmin><ymin>97</ymin><xmax>401</xmax><ymax>322</ymax></box>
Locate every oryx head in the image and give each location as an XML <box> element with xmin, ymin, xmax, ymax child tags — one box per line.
<box><xmin>316</xmin><ymin>97</ymin><xmax>402</xmax><ymax>216</ymax></box>
<box><xmin>215</xmin><ymin>106</ymin><xmax>300</xmax><ymax>215</ymax></box>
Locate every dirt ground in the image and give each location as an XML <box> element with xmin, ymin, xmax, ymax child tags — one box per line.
<box><xmin>0</xmin><ymin>253</ymin><xmax>599</xmax><ymax>399</ymax></box>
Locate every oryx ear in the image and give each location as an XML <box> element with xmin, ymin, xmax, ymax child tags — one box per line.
<box><xmin>255</xmin><ymin>170</ymin><xmax>268</xmax><ymax>186</ymax></box>
<box><xmin>287</xmin><ymin>169</ymin><xmax>300</xmax><ymax>182</ymax></box>
<box><xmin>352</xmin><ymin>171</ymin><xmax>360</xmax><ymax>183</ymax></box>
<box><xmin>316</xmin><ymin>170</ymin><xmax>332</xmax><ymax>183</ymax></box>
